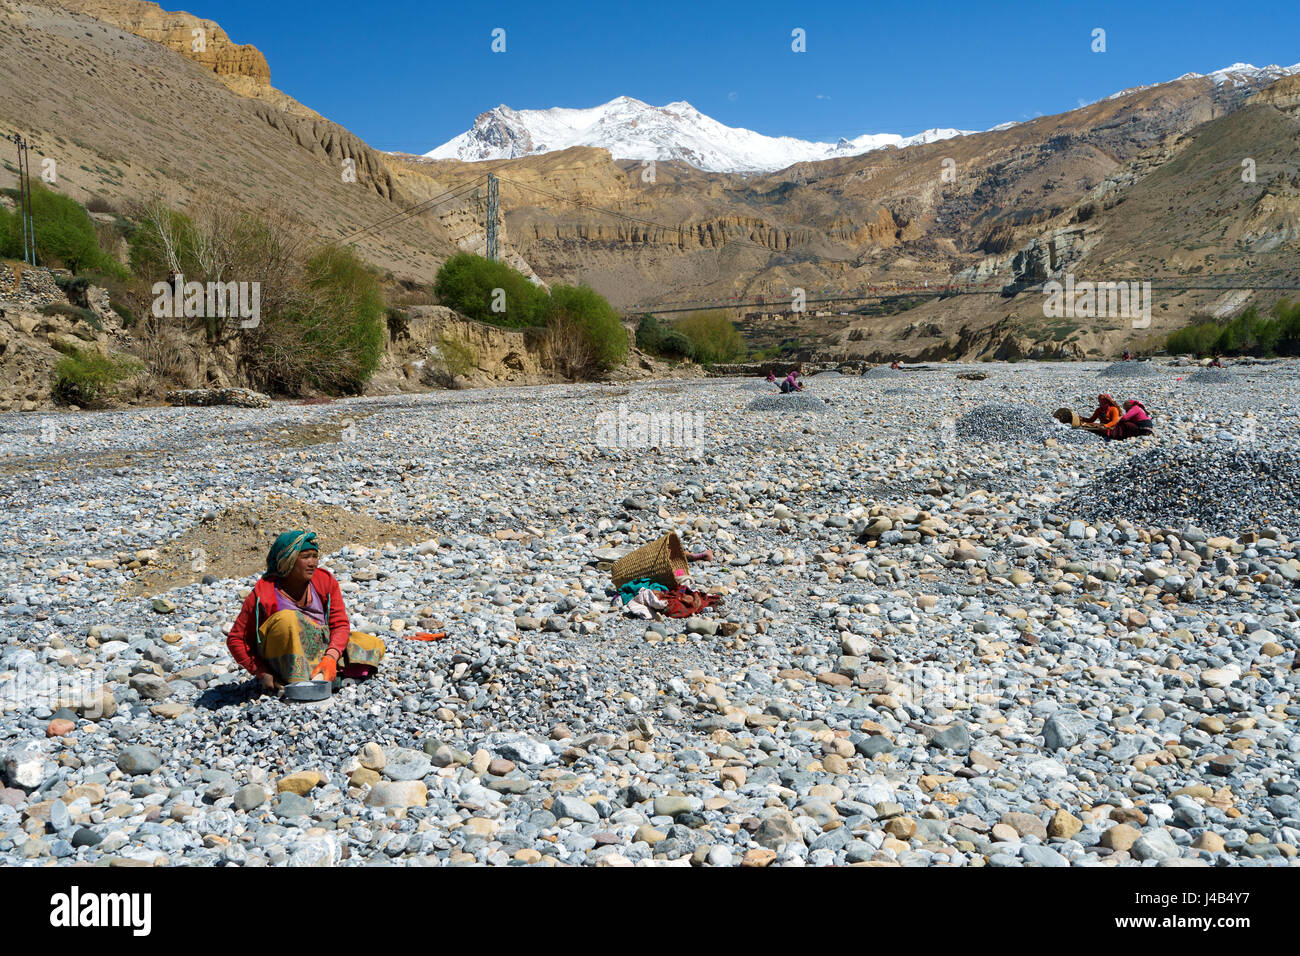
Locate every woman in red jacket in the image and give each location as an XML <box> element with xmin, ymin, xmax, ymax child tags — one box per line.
<box><xmin>226</xmin><ymin>530</ymin><xmax>385</xmax><ymax>694</ymax></box>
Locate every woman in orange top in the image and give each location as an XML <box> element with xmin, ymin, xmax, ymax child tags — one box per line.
<box><xmin>1083</xmin><ymin>394</ymin><xmax>1122</xmax><ymax>431</ymax></box>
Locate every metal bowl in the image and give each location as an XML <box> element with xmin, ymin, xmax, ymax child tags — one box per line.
<box><xmin>283</xmin><ymin>679</ymin><xmax>332</xmax><ymax>702</ymax></box>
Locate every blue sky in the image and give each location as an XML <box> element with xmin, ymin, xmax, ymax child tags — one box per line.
<box><xmin>197</xmin><ymin>0</ymin><xmax>1300</xmax><ymax>152</ymax></box>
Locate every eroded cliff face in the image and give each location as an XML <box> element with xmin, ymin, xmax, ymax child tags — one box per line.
<box><xmin>251</xmin><ymin>104</ymin><xmax>401</xmax><ymax>201</ymax></box>
<box><xmin>55</xmin><ymin>0</ymin><xmax>270</xmax><ymax>84</ymax></box>
<box><xmin>371</xmin><ymin>307</ymin><xmax>666</xmax><ymax>391</ymax></box>
<box><xmin>1249</xmin><ymin>73</ymin><xmax>1300</xmax><ymax>111</ymax></box>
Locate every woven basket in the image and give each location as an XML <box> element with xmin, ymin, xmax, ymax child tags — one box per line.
<box><xmin>1053</xmin><ymin>407</ymin><xmax>1081</xmax><ymax>427</ymax></box>
<box><xmin>611</xmin><ymin>532</ymin><xmax>689</xmax><ymax>590</ymax></box>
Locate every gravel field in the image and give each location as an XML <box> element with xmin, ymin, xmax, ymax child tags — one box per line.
<box><xmin>1</xmin><ymin>359</ymin><xmax>1299</xmax><ymax>868</ymax></box>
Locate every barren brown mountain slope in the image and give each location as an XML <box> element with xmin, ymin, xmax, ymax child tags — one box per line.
<box><xmin>0</xmin><ymin>0</ymin><xmax>526</xmax><ymax>282</ymax></box>
<box><xmin>407</xmin><ymin>75</ymin><xmax>1280</xmax><ymax>300</ymax></box>
<box><xmin>828</xmin><ymin>96</ymin><xmax>1300</xmax><ymax>362</ymax></box>
<box><xmin>405</xmin><ymin>71</ymin><xmax>1299</xmax><ymax>359</ymax></box>
<box><xmin>5</xmin><ymin>0</ymin><xmax>1296</xmax><ymax>363</ymax></box>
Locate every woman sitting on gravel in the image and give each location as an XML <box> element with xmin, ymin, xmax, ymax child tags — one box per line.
<box><xmin>1112</xmin><ymin>399</ymin><xmax>1154</xmax><ymax>440</ymax></box>
<box><xmin>779</xmin><ymin>370</ymin><xmax>804</xmax><ymax>393</ymax></box>
<box><xmin>226</xmin><ymin>530</ymin><xmax>385</xmax><ymax>694</ymax></box>
<box><xmin>1082</xmin><ymin>394</ymin><xmax>1122</xmax><ymax>432</ymax></box>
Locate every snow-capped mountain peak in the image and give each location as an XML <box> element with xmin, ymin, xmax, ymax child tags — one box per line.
<box><xmin>423</xmin><ymin>64</ymin><xmax>1300</xmax><ymax>173</ymax></box>
<box><xmin>423</xmin><ymin>96</ymin><xmax>973</xmax><ymax>173</ymax></box>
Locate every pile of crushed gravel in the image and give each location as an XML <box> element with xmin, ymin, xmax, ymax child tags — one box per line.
<box><xmin>746</xmin><ymin>392</ymin><xmax>829</xmax><ymax>412</ymax></box>
<box><xmin>955</xmin><ymin>403</ymin><xmax>1100</xmax><ymax>445</ymax></box>
<box><xmin>1188</xmin><ymin>366</ymin><xmax>1240</xmax><ymax>384</ymax></box>
<box><xmin>862</xmin><ymin>365</ymin><xmax>904</xmax><ymax>379</ymax></box>
<box><xmin>1097</xmin><ymin>361</ymin><xmax>1159</xmax><ymax>379</ymax></box>
<box><xmin>1071</xmin><ymin>444</ymin><xmax>1300</xmax><ymax>534</ymax></box>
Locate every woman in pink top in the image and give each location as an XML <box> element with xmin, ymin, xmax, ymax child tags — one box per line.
<box><xmin>1114</xmin><ymin>399</ymin><xmax>1154</xmax><ymax>439</ymax></box>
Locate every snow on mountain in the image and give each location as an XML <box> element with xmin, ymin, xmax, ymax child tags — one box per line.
<box><xmin>1101</xmin><ymin>62</ymin><xmax>1300</xmax><ymax>102</ymax></box>
<box><xmin>423</xmin><ymin>64</ymin><xmax>1300</xmax><ymax>173</ymax></box>
<box><xmin>423</xmin><ymin>96</ymin><xmax>973</xmax><ymax>173</ymax></box>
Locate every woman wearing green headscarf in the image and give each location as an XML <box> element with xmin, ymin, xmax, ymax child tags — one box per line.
<box><xmin>226</xmin><ymin>530</ymin><xmax>385</xmax><ymax>692</ymax></box>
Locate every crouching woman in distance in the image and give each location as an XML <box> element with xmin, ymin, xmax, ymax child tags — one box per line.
<box><xmin>226</xmin><ymin>530</ymin><xmax>385</xmax><ymax>694</ymax></box>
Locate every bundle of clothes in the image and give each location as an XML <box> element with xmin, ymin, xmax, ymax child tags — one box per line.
<box><xmin>615</xmin><ymin>576</ymin><xmax>724</xmax><ymax>620</ymax></box>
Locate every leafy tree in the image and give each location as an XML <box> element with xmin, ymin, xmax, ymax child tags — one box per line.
<box><xmin>674</xmin><ymin>310</ymin><xmax>746</xmax><ymax>364</ymax></box>
<box><xmin>433</xmin><ymin>252</ymin><xmax>548</xmax><ymax>327</ymax></box>
<box><xmin>546</xmin><ymin>283</ymin><xmax>628</xmax><ymax>373</ymax></box>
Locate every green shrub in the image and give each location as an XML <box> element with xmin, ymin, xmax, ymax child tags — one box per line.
<box><xmin>657</xmin><ymin>328</ymin><xmax>694</xmax><ymax>360</ymax></box>
<box><xmin>1166</xmin><ymin>321</ymin><xmax>1221</xmax><ymax>356</ymax></box>
<box><xmin>110</xmin><ymin>300</ymin><xmax>135</xmax><ymax>327</ymax></box>
<box><xmin>55</xmin><ymin>274</ymin><xmax>91</xmax><ymax>306</ymax></box>
<box><xmin>545</xmin><ymin>284</ymin><xmax>628</xmax><ymax>373</ymax></box>
<box><xmin>434</xmin><ymin>332</ymin><xmax>478</xmax><ymax>380</ymax></box>
<box><xmin>52</xmin><ymin>348</ymin><xmax>140</xmax><ymax>407</ymax></box>
<box><xmin>433</xmin><ymin>252</ymin><xmax>548</xmax><ymax>328</ymax></box>
<box><xmin>0</xmin><ymin>205</ymin><xmax>19</xmax><ymax>259</ymax></box>
<box><xmin>635</xmin><ymin>313</ymin><xmax>663</xmax><ymax>352</ymax></box>
<box><xmin>111</xmin><ymin>216</ymin><xmax>136</xmax><ymax>242</ymax></box>
<box><xmin>386</xmin><ymin>307</ymin><xmax>410</xmax><ymax>341</ymax></box>
<box><xmin>12</xmin><ymin>185</ymin><xmax>122</xmax><ymax>274</ymax></box>
<box><xmin>673</xmin><ymin>310</ymin><xmax>746</xmax><ymax>364</ymax></box>
<box><xmin>1272</xmin><ymin>298</ymin><xmax>1300</xmax><ymax>355</ymax></box>
<box><xmin>636</xmin><ymin>313</ymin><xmax>694</xmax><ymax>360</ymax></box>
<box><xmin>243</xmin><ymin>244</ymin><xmax>386</xmax><ymax>395</ymax></box>
<box><xmin>128</xmin><ymin>205</ymin><xmax>199</xmax><ymax>279</ymax></box>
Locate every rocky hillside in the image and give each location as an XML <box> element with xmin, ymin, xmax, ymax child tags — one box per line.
<box><xmin>4</xmin><ymin>0</ymin><xmax>1297</xmax><ymax>364</ymax></box>
<box><xmin>0</xmin><ymin>261</ymin><xmax>676</xmax><ymax>411</ymax></box>
<box><xmin>0</xmin><ymin>0</ymin><xmax>530</xmax><ymax>282</ymax></box>
<box><xmin>406</xmin><ymin>69</ymin><xmax>1300</xmax><ymax>360</ymax></box>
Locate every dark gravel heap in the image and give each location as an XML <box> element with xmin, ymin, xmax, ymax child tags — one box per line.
<box><xmin>1188</xmin><ymin>366</ymin><xmax>1240</xmax><ymax>384</ymax></box>
<box><xmin>1071</xmin><ymin>444</ymin><xmax>1300</xmax><ymax>534</ymax></box>
<box><xmin>1097</xmin><ymin>361</ymin><xmax>1159</xmax><ymax>379</ymax></box>
<box><xmin>955</xmin><ymin>403</ymin><xmax>1100</xmax><ymax>445</ymax></box>
<box><xmin>746</xmin><ymin>392</ymin><xmax>828</xmax><ymax>412</ymax></box>
<box><xmin>862</xmin><ymin>365</ymin><xmax>904</xmax><ymax>379</ymax></box>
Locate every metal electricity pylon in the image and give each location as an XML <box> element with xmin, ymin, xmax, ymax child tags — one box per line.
<box><xmin>9</xmin><ymin>132</ymin><xmax>36</xmax><ymax>265</ymax></box>
<box><xmin>486</xmin><ymin>173</ymin><xmax>498</xmax><ymax>261</ymax></box>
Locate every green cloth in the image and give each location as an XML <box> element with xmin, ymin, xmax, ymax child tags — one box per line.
<box><xmin>266</xmin><ymin>530</ymin><xmax>318</xmax><ymax>578</ymax></box>
<box><xmin>619</xmin><ymin>577</ymin><xmax>668</xmax><ymax>604</ymax></box>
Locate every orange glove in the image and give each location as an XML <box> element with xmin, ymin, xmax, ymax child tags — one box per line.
<box><xmin>311</xmin><ymin>654</ymin><xmax>338</xmax><ymax>682</ymax></box>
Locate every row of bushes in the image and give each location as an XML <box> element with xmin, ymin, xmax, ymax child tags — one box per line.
<box><xmin>1166</xmin><ymin>300</ymin><xmax>1300</xmax><ymax>357</ymax></box>
<box><xmin>126</xmin><ymin>197</ymin><xmax>387</xmax><ymax>395</ymax></box>
<box><xmin>7</xmin><ymin>182</ymin><xmax>388</xmax><ymax>400</ymax></box>
<box><xmin>433</xmin><ymin>253</ymin><xmax>628</xmax><ymax>375</ymax></box>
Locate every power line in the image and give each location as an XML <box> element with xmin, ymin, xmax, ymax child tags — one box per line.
<box><xmin>336</xmin><ymin>175</ymin><xmax>489</xmax><ymax>245</ymax></box>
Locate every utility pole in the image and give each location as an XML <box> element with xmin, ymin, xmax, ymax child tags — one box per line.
<box><xmin>9</xmin><ymin>133</ymin><xmax>36</xmax><ymax>265</ymax></box>
<box><xmin>485</xmin><ymin>173</ymin><xmax>498</xmax><ymax>261</ymax></box>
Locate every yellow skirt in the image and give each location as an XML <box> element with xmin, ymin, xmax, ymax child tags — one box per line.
<box><xmin>256</xmin><ymin>609</ymin><xmax>386</xmax><ymax>683</ymax></box>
